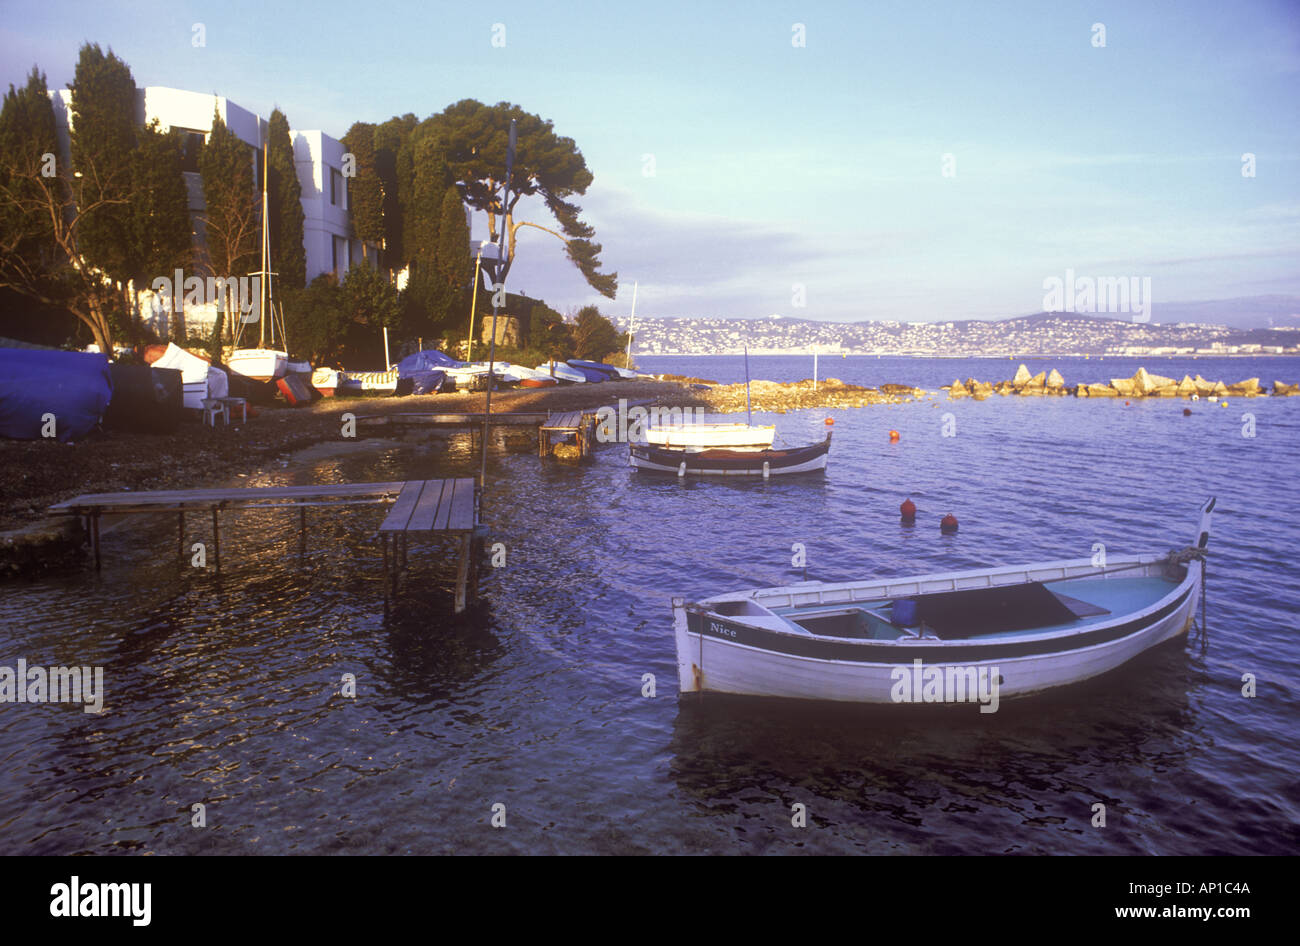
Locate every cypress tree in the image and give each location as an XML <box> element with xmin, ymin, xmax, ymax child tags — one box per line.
<box><xmin>131</xmin><ymin>120</ymin><xmax>192</xmax><ymax>339</ymax></box>
<box><xmin>0</xmin><ymin>67</ymin><xmax>59</xmax><ymax>263</ymax></box>
<box><xmin>198</xmin><ymin>110</ymin><xmax>257</xmax><ymax>343</ymax></box>
<box><xmin>266</xmin><ymin>108</ymin><xmax>304</xmax><ymax>290</ymax></box>
<box><xmin>374</xmin><ymin>113</ymin><xmax>415</xmax><ymax>270</ymax></box>
<box><xmin>342</xmin><ymin>121</ymin><xmax>383</xmax><ymax>264</ymax></box>
<box><xmin>69</xmin><ymin>43</ymin><xmax>137</xmax><ymax>341</ymax></box>
<box><xmin>435</xmin><ymin>184</ymin><xmax>471</xmax><ymax>292</ymax></box>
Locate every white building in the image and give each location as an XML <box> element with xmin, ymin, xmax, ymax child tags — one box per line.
<box><xmin>49</xmin><ymin>86</ymin><xmax>375</xmax><ymax>336</ymax></box>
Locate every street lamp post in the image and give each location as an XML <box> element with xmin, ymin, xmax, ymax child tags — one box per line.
<box><xmin>466</xmin><ymin>240</ymin><xmax>492</xmax><ymax>362</ymax></box>
<box><xmin>479</xmin><ymin>119</ymin><xmax>517</xmax><ymax>491</ymax></box>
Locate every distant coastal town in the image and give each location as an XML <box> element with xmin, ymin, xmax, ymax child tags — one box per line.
<box><xmin>618</xmin><ymin>312</ymin><xmax>1300</xmax><ymax>358</ymax></box>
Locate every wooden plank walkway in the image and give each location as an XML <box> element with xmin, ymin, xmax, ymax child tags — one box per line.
<box><xmin>538</xmin><ymin>411</ymin><xmax>597</xmax><ymax>459</ymax></box>
<box><xmin>49</xmin><ymin>482</ymin><xmax>407</xmax><ymax>514</ymax></box>
<box><xmin>355</xmin><ymin>412</ymin><xmax>548</xmax><ymax>428</ymax></box>
<box><xmin>48</xmin><ymin>478</ymin><xmax>484</xmax><ymax>613</ymax></box>
<box><xmin>376</xmin><ymin>477</ymin><xmax>481</xmax><ymax>611</ymax></box>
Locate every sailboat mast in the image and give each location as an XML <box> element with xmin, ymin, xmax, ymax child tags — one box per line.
<box><xmin>744</xmin><ymin>342</ymin><xmax>752</xmax><ymax>426</ymax></box>
<box><xmin>626</xmin><ymin>280</ymin><xmax>637</xmax><ymax>367</ymax></box>
<box><xmin>260</xmin><ymin>140</ymin><xmax>270</xmax><ymax>349</ymax></box>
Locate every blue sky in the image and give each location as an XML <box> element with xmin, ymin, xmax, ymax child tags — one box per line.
<box><xmin>2</xmin><ymin>0</ymin><xmax>1297</xmax><ymax>324</ymax></box>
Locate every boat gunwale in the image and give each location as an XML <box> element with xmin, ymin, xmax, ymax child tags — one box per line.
<box><xmin>631</xmin><ymin>432</ymin><xmax>831</xmax><ymax>465</ymax></box>
<box><xmin>687</xmin><ymin>553</ymin><xmax>1196</xmax><ymax>650</ymax></box>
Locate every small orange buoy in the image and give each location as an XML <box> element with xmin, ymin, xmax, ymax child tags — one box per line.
<box><xmin>889</xmin><ymin>429</ymin><xmax>900</xmax><ymax>442</ymax></box>
<box><xmin>940</xmin><ymin>513</ymin><xmax>959</xmax><ymax>533</ymax></box>
<box><xmin>825</xmin><ymin>417</ymin><xmax>834</xmax><ymax>426</ymax></box>
<box><xmin>1124</xmin><ymin>400</ymin><xmax>1131</xmax><ymax>406</ymax></box>
<box><xmin>900</xmin><ymin>498</ymin><xmax>916</xmax><ymax>521</ymax></box>
<box><xmin>1183</xmin><ymin>408</ymin><xmax>1192</xmax><ymax>416</ymax></box>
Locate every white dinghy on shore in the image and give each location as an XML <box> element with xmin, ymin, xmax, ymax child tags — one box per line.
<box><xmin>672</xmin><ymin>499</ymin><xmax>1214</xmax><ymax>707</ymax></box>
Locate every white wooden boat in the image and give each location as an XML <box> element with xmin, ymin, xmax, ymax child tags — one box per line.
<box><xmin>227</xmin><ymin>347</ymin><xmax>287</xmax><ymax>383</ymax></box>
<box><xmin>671</xmin><ymin>499</ymin><xmax>1215</xmax><ymax>706</ymax></box>
<box><xmin>230</xmin><ymin>141</ymin><xmax>290</xmax><ymax>385</ymax></box>
<box><xmin>644</xmin><ymin>421</ymin><xmax>776</xmax><ymax>449</ymax></box>
<box><xmin>337</xmin><ymin>368</ymin><xmax>398</xmax><ymax>393</ymax></box>
<box><xmin>311</xmin><ymin>367</ymin><xmax>339</xmax><ymax>396</ymax></box>
<box><xmin>631</xmin><ymin>432</ymin><xmax>830</xmax><ymax>476</ymax></box>
<box><xmin>148</xmin><ymin>342</ymin><xmax>228</xmax><ymax>409</ymax></box>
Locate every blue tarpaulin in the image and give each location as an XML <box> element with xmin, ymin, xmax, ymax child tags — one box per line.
<box><xmin>0</xmin><ymin>348</ymin><xmax>113</xmax><ymax>442</ymax></box>
<box><xmin>409</xmin><ymin>370</ymin><xmax>446</xmax><ymax>395</ymax></box>
<box><xmin>397</xmin><ymin>350</ymin><xmax>462</xmax><ymax>377</ymax></box>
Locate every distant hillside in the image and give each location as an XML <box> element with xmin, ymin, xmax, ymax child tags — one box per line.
<box><xmin>615</xmin><ymin>310</ymin><xmax>1300</xmax><ymax>357</ymax></box>
<box><xmin>637</xmin><ymin>296</ymin><xmax>1300</xmax><ymax>330</ymax></box>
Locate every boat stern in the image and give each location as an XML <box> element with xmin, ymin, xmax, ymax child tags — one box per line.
<box><xmin>672</xmin><ymin>597</ymin><xmax>701</xmax><ymax>693</ymax></box>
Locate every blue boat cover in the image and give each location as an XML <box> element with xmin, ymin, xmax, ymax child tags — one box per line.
<box><xmin>409</xmin><ymin>369</ymin><xmax>446</xmax><ymax>395</ymax></box>
<box><xmin>0</xmin><ymin>348</ymin><xmax>113</xmax><ymax>442</ymax></box>
<box><xmin>397</xmin><ymin>349</ymin><xmax>462</xmax><ymax>377</ymax></box>
<box><xmin>564</xmin><ymin>362</ymin><xmax>608</xmax><ymax>382</ymax></box>
<box><xmin>568</xmin><ymin>359</ymin><xmax>620</xmax><ymax>377</ymax></box>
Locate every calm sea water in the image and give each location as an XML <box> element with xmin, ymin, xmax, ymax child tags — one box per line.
<box><xmin>1</xmin><ymin>355</ymin><xmax>1297</xmax><ymax>854</ymax></box>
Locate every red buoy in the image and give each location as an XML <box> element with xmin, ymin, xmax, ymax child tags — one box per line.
<box><xmin>889</xmin><ymin>429</ymin><xmax>900</xmax><ymax>442</ymax></box>
<box><xmin>1182</xmin><ymin>407</ymin><xmax>1192</xmax><ymax>416</ymax></box>
<box><xmin>825</xmin><ymin>417</ymin><xmax>834</xmax><ymax>425</ymax></box>
<box><xmin>940</xmin><ymin>513</ymin><xmax>959</xmax><ymax>533</ymax></box>
<box><xmin>900</xmin><ymin>498</ymin><xmax>916</xmax><ymax>521</ymax></box>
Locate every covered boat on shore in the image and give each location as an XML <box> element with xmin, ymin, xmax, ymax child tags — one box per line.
<box><xmin>0</xmin><ymin>348</ymin><xmax>112</xmax><ymax>442</ymax></box>
<box><xmin>568</xmin><ymin>358</ymin><xmax>629</xmax><ymax>380</ymax></box>
<box><xmin>146</xmin><ymin>342</ymin><xmax>228</xmax><ymax>409</ymax></box>
<box><xmin>535</xmin><ymin>361</ymin><xmax>588</xmax><ymax>384</ymax></box>
<box><xmin>671</xmin><ymin>499</ymin><xmax>1214</xmax><ymax>705</ymax></box>
<box><xmin>631</xmin><ymin>432</ymin><xmax>830</xmax><ymax>476</ymax></box>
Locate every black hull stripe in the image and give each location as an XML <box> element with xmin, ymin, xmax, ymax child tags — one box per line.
<box><xmin>687</xmin><ymin>585</ymin><xmax>1192</xmax><ymax>662</ymax></box>
<box><xmin>631</xmin><ymin>439</ymin><xmax>830</xmax><ymax>471</ymax></box>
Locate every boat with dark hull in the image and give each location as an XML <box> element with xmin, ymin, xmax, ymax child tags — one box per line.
<box><xmin>631</xmin><ymin>432</ymin><xmax>831</xmax><ymax>477</ymax></box>
<box><xmin>671</xmin><ymin>499</ymin><xmax>1214</xmax><ymax>704</ymax></box>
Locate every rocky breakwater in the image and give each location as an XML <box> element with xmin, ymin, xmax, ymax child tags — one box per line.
<box><xmin>944</xmin><ymin>365</ymin><xmax>1300</xmax><ymax>400</ymax></box>
<box><xmin>700</xmin><ymin>378</ymin><xmax>925</xmax><ymax>413</ymax></box>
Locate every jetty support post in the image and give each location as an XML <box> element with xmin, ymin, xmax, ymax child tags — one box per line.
<box><xmin>178</xmin><ymin>512</ymin><xmax>185</xmax><ymax>561</ymax></box>
<box><xmin>211</xmin><ymin>506</ymin><xmax>220</xmax><ymax>573</ymax></box>
<box><xmin>381</xmin><ymin>534</ymin><xmax>391</xmax><ymax>609</ymax></box>
<box><xmin>455</xmin><ymin>533</ymin><xmax>471</xmax><ymax>613</ymax></box>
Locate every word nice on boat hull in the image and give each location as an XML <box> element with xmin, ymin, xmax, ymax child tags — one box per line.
<box><xmin>631</xmin><ymin>433</ymin><xmax>830</xmax><ymax>477</ymax></box>
<box><xmin>672</xmin><ymin>499</ymin><xmax>1214</xmax><ymax>706</ymax></box>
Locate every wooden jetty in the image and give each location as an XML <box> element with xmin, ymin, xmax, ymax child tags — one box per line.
<box><xmin>377</xmin><ymin>477</ymin><xmax>483</xmax><ymax>612</ymax></box>
<box><xmin>538</xmin><ymin>411</ymin><xmax>598</xmax><ymax>459</ymax></box>
<box><xmin>48</xmin><ymin>478</ymin><xmax>485</xmax><ymax>613</ymax></box>
<box><xmin>355</xmin><ymin>411</ymin><xmax>549</xmax><ymax>429</ymax></box>
<box><xmin>353</xmin><ymin>409</ymin><xmax>608</xmax><ymax>460</ymax></box>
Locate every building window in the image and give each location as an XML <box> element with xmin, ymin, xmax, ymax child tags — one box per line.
<box><xmin>174</xmin><ymin>127</ymin><xmax>206</xmax><ymax>173</ymax></box>
<box><xmin>332</xmin><ymin>235</ymin><xmax>347</xmax><ymax>275</ymax></box>
<box><xmin>330</xmin><ymin>167</ymin><xmax>342</xmax><ymax>206</ymax></box>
